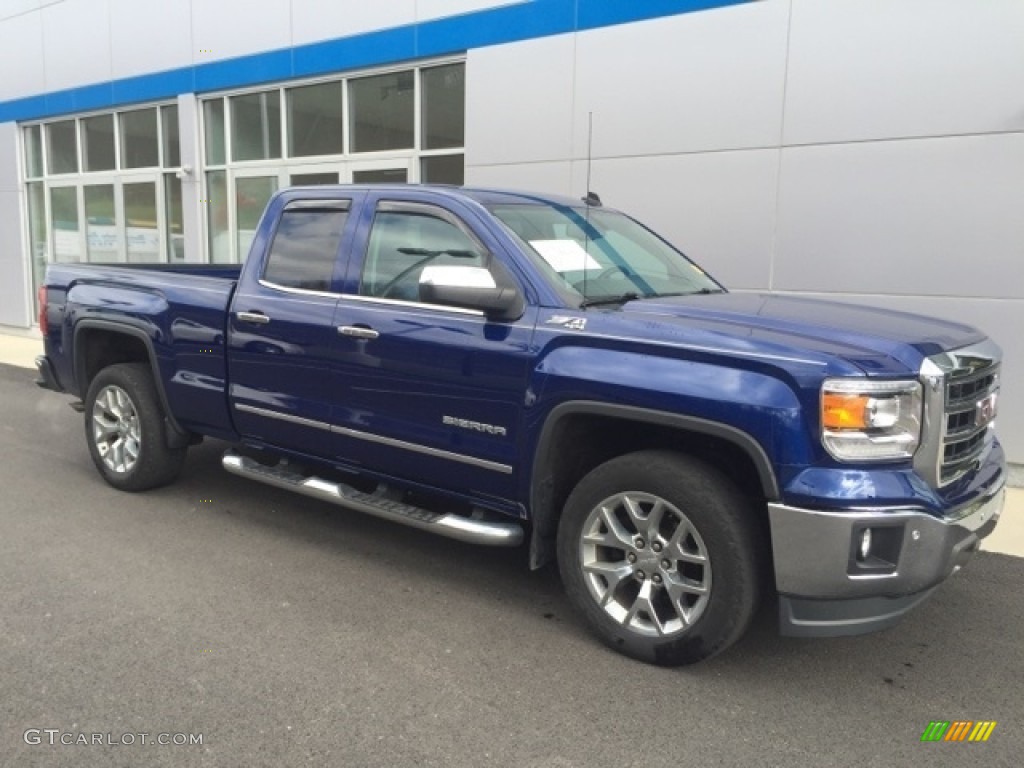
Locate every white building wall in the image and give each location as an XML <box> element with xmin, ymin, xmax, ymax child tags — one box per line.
<box><xmin>0</xmin><ymin>122</ymin><xmax>30</xmax><ymax>327</ymax></box>
<box><xmin>465</xmin><ymin>0</ymin><xmax>1024</xmax><ymax>462</ymax></box>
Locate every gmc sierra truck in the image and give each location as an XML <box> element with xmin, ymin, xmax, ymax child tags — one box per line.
<box><xmin>36</xmin><ymin>185</ymin><xmax>1006</xmax><ymax>665</ymax></box>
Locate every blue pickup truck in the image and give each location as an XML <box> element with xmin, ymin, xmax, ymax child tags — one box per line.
<box><xmin>36</xmin><ymin>185</ymin><xmax>1005</xmax><ymax>665</ymax></box>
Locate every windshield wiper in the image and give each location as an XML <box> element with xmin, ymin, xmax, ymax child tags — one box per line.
<box><xmin>579</xmin><ymin>287</ymin><xmax>725</xmax><ymax>309</ymax></box>
<box><xmin>579</xmin><ymin>292</ymin><xmax>640</xmax><ymax>308</ymax></box>
<box><xmin>653</xmin><ymin>288</ymin><xmax>726</xmax><ymax>298</ymax></box>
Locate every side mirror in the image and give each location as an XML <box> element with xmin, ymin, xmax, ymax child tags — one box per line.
<box><xmin>419</xmin><ymin>265</ymin><xmax>524</xmax><ymax>321</ymax></box>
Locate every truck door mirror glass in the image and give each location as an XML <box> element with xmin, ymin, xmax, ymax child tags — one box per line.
<box><xmin>419</xmin><ymin>265</ymin><xmax>524</xmax><ymax>321</ymax></box>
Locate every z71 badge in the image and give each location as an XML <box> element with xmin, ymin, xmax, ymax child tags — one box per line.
<box><xmin>546</xmin><ymin>315</ymin><xmax>587</xmax><ymax>331</ymax></box>
<box><xmin>443</xmin><ymin>416</ymin><xmax>507</xmax><ymax>437</ymax></box>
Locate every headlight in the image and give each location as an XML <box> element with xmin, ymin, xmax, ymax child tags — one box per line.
<box><xmin>821</xmin><ymin>378</ymin><xmax>922</xmax><ymax>461</ymax></box>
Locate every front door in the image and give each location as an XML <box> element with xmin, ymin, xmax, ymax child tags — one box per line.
<box><xmin>330</xmin><ymin>193</ymin><xmax>536</xmax><ymax>507</ymax></box>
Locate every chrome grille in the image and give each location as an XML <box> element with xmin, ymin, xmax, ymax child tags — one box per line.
<box><xmin>940</xmin><ymin>362</ymin><xmax>999</xmax><ymax>484</ymax></box>
<box><xmin>915</xmin><ymin>339</ymin><xmax>1001</xmax><ymax>488</ymax></box>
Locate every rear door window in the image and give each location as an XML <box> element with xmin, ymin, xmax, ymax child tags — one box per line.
<box><xmin>262</xmin><ymin>202</ymin><xmax>350</xmax><ymax>292</ymax></box>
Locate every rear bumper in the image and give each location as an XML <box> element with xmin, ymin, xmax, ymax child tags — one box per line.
<box><xmin>769</xmin><ymin>477</ymin><xmax>1005</xmax><ymax>637</ymax></box>
<box><xmin>35</xmin><ymin>355</ymin><xmax>63</xmax><ymax>392</ymax></box>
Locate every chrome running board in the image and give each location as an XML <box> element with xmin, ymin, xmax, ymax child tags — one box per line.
<box><xmin>222</xmin><ymin>451</ymin><xmax>523</xmax><ymax>547</ymax></box>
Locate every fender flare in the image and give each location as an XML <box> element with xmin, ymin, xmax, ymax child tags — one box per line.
<box><xmin>528</xmin><ymin>401</ymin><xmax>780</xmax><ymax>569</ymax></box>
<box><xmin>73</xmin><ymin>318</ymin><xmax>191</xmax><ymax>449</ymax></box>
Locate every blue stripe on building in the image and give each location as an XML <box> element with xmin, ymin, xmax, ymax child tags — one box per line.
<box><xmin>0</xmin><ymin>0</ymin><xmax>750</xmax><ymax>122</ymax></box>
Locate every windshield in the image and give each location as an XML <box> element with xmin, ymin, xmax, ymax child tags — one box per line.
<box><xmin>487</xmin><ymin>201</ymin><xmax>722</xmax><ymax>307</ymax></box>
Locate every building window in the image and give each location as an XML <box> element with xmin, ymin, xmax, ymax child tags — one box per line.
<box><xmin>84</xmin><ymin>184</ymin><xmax>118</xmax><ymax>261</ymax></box>
<box><xmin>124</xmin><ymin>182</ymin><xmax>160</xmax><ymax>262</ymax></box>
<box><xmin>24</xmin><ymin>125</ymin><xmax>44</xmax><ymax>178</ymax></box>
<box><xmin>26</xmin><ymin>182</ymin><xmax>48</xmax><ymax>297</ymax></box>
<box><xmin>120</xmin><ymin>108</ymin><xmax>160</xmax><ymax>169</ymax></box>
<box><xmin>231</xmin><ymin>91</ymin><xmax>282</xmax><ymax>162</ymax></box>
<box><xmin>162</xmin><ymin>106</ymin><xmax>181</xmax><ymax>168</ymax></box>
<box><xmin>46</xmin><ymin>120</ymin><xmax>78</xmax><ymax>175</ymax></box>
<box><xmin>50</xmin><ymin>187</ymin><xmax>81</xmax><ymax>262</ymax></box>
<box><xmin>349</xmin><ymin>71</ymin><xmax>415</xmax><ymax>152</ymax></box>
<box><xmin>235</xmin><ymin>176</ymin><xmax>278</xmax><ymax>257</ymax></box>
<box><xmin>201</xmin><ymin>58</ymin><xmax>466</xmax><ymax>264</ymax></box>
<box><xmin>421</xmin><ymin>154</ymin><xmax>465</xmax><ymax>185</ymax></box>
<box><xmin>421</xmin><ymin>64</ymin><xmax>465</xmax><ymax>150</ymax></box>
<box><xmin>81</xmin><ymin>115</ymin><xmax>116</xmax><ymax>172</ymax></box>
<box><xmin>22</xmin><ymin>100</ymin><xmax>183</xmax><ymax>317</ymax></box>
<box><xmin>204</xmin><ymin>99</ymin><xmax>226</xmax><ymax>166</ymax></box>
<box><xmin>288</xmin><ymin>82</ymin><xmax>344</xmax><ymax>158</ymax></box>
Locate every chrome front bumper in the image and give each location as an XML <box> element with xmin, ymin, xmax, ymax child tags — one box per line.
<box><xmin>768</xmin><ymin>480</ymin><xmax>1005</xmax><ymax>637</ymax></box>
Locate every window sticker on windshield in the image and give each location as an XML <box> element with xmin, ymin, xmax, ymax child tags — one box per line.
<box><xmin>529</xmin><ymin>239</ymin><xmax>601</xmax><ymax>272</ymax></box>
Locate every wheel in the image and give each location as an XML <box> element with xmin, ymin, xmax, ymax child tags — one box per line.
<box><xmin>84</xmin><ymin>363</ymin><xmax>187</xmax><ymax>492</ymax></box>
<box><xmin>557</xmin><ymin>450</ymin><xmax>762</xmax><ymax>666</ymax></box>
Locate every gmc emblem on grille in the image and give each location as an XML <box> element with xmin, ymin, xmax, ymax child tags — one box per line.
<box><xmin>975</xmin><ymin>392</ymin><xmax>998</xmax><ymax>428</ymax></box>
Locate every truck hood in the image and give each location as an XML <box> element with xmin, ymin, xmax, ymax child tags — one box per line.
<box><xmin>614</xmin><ymin>292</ymin><xmax>985</xmax><ymax>375</ymax></box>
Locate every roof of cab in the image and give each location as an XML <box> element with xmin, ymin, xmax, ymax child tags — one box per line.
<box><xmin>281</xmin><ymin>183</ymin><xmax>589</xmax><ymax>210</ymax></box>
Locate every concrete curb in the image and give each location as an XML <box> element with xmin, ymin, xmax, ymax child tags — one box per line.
<box><xmin>0</xmin><ymin>331</ymin><xmax>41</xmax><ymax>370</ymax></box>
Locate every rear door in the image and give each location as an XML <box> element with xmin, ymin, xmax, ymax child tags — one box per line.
<box><xmin>227</xmin><ymin>195</ymin><xmax>357</xmax><ymax>456</ymax></box>
<box><xmin>330</xmin><ymin>192</ymin><xmax>537</xmax><ymax>506</ymax></box>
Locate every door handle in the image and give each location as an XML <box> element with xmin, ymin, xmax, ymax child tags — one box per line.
<box><xmin>237</xmin><ymin>311</ymin><xmax>271</xmax><ymax>325</ymax></box>
<box><xmin>338</xmin><ymin>325</ymin><xmax>379</xmax><ymax>340</ymax></box>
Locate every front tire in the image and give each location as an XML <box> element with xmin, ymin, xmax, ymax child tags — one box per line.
<box><xmin>84</xmin><ymin>363</ymin><xmax>187</xmax><ymax>491</ymax></box>
<box><xmin>557</xmin><ymin>451</ymin><xmax>762</xmax><ymax>666</ymax></box>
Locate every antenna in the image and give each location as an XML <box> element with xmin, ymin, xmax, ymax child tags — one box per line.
<box><xmin>582</xmin><ymin>112</ymin><xmax>594</xmax><ymax>302</ymax></box>
<box><xmin>585</xmin><ymin>111</ymin><xmax>594</xmax><ymax>201</ymax></box>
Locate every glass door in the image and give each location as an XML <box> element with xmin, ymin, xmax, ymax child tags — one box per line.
<box><xmin>122</xmin><ymin>178</ymin><xmax>162</xmax><ymax>263</ymax></box>
<box><xmin>83</xmin><ymin>181</ymin><xmax>121</xmax><ymax>262</ymax></box>
<box><xmin>48</xmin><ymin>184</ymin><xmax>84</xmax><ymax>263</ymax></box>
<box><xmin>232</xmin><ymin>168</ymin><xmax>283</xmax><ymax>261</ymax></box>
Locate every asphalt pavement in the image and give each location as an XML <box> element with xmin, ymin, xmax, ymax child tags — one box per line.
<box><xmin>1</xmin><ymin>362</ymin><xmax>1021</xmax><ymax>768</ymax></box>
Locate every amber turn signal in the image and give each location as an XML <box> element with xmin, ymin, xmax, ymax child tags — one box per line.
<box><xmin>822</xmin><ymin>393</ymin><xmax>869</xmax><ymax>430</ymax></box>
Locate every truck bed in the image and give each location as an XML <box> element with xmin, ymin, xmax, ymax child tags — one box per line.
<box><xmin>44</xmin><ymin>261</ymin><xmax>241</xmax><ymax>440</ymax></box>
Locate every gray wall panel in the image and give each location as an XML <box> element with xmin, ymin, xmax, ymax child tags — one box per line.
<box><xmin>291</xmin><ymin>0</ymin><xmax>415</xmax><ymax>45</ymax></box>
<box><xmin>40</xmin><ymin>0</ymin><xmax>112</xmax><ymax>93</ymax></box>
<box><xmin>0</xmin><ymin>8</ymin><xmax>45</xmax><ymax>102</ymax></box>
<box><xmin>466</xmin><ymin>35</ymin><xmax>576</xmax><ymax>166</ymax></box>
<box><xmin>109</xmin><ymin>0</ymin><xmax>193</xmax><ymax>82</ymax></box>
<box><xmin>464</xmin><ymin>160</ymin><xmax>573</xmax><ymax>195</ymax></box>
<box><xmin>0</xmin><ymin>190</ymin><xmax>31</xmax><ymax>327</ymax></box>
<box><xmin>773</xmin><ymin>133</ymin><xmax>1024</xmax><ymax>299</ymax></box>
<box><xmin>0</xmin><ymin>122</ymin><xmax>19</xmax><ymax>192</ymax></box>
<box><xmin>785</xmin><ymin>0</ymin><xmax>1024</xmax><ymax>144</ymax></box>
<box><xmin>572</xmin><ymin>1</ymin><xmax>790</xmax><ymax>158</ymax></box>
<box><xmin>569</xmin><ymin>150</ymin><xmax>779</xmax><ymax>291</ymax></box>
<box><xmin>0</xmin><ymin>123</ymin><xmax>30</xmax><ymax>326</ymax></box>
<box><xmin>190</xmin><ymin>0</ymin><xmax>290</xmax><ymax>64</ymax></box>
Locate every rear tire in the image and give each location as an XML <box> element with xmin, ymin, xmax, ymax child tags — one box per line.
<box><xmin>557</xmin><ymin>450</ymin><xmax>762</xmax><ymax>666</ymax></box>
<box><xmin>84</xmin><ymin>363</ymin><xmax>187</xmax><ymax>491</ymax></box>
